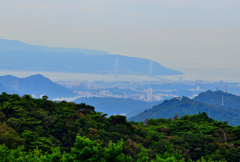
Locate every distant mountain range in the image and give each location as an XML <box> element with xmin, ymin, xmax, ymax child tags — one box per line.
<box><xmin>0</xmin><ymin>39</ymin><xmax>183</xmax><ymax>76</ymax></box>
<box><xmin>74</xmin><ymin>97</ymin><xmax>162</xmax><ymax>118</ymax></box>
<box><xmin>129</xmin><ymin>91</ymin><xmax>240</xmax><ymax>126</ymax></box>
<box><xmin>0</xmin><ymin>74</ymin><xmax>76</xmax><ymax>99</ymax></box>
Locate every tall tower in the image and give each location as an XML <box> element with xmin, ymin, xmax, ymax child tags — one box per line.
<box><xmin>147</xmin><ymin>88</ymin><xmax>153</xmax><ymax>101</ymax></box>
<box><xmin>224</xmin><ymin>85</ymin><xmax>228</xmax><ymax>93</ymax></box>
<box><xmin>148</xmin><ymin>61</ymin><xmax>153</xmax><ymax>82</ymax></box>
<box><xmin>222</xmin><ymin>96</ymin><xmax>224</xmax><ymax>106</ymax></box>
<box><xmin>115</xmin><ymin>58</ymin><xmax>119</xmax><ymax>74</ymax></box>
<box><xmin>147</xmin><ymin>61</ymin><xmax>153</xmax><ymax>101</ymax></box>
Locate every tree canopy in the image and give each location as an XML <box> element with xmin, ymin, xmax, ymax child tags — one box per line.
<box><xmin>1</xmin><ymin>92</ymin><xmax>240</xmax><ymax>161</ymax></box>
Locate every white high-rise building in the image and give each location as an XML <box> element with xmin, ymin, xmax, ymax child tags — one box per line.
<box><xmin>146</xmin><ymin>88</ymin><xmax>153</xmax><ymax>101</ymax></box>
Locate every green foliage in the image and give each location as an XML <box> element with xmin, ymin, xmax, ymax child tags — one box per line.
<box><xmin>1</xmin><ymin>93</ymin><xmax>240</xmax><ymax>161</ymax></box>
<box><xmin>137</xmin><ymin>148</ymin><xmax>149</xmax><ymax>162</ymax></box>
<box><xmin>70</xmin><ymin>135</ymin><xmax>100</xmax><ymax>161</ymax></box>
<box><xmin>158</xmin><ymin>145</ymin><xmax>184</xmax><ymax>161</ymax></box>
<box><xmin>101</xmin><ymin>140</ymin><xmax>132</xmax><ymax>162</ymax></box>
<box><xmin>0</xmin><ymin>122</ymin><xmax>25</xmax><ymax>149</ymax></box>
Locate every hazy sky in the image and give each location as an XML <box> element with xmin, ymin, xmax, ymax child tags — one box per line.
<box><xmin>0</xmin><ymin>0</ymin><xmax>240</xmax><ymax>80</ymax></box>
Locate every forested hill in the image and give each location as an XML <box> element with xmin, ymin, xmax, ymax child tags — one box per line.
<box><xmin>194</xmin><ymin>90</ymin><xmax>240</xmax><ymax>110</ymax></box>
<box><xmin>1</xmin><ymin>93</ymin><xmax>240</xmax><ymax>161</ymax></box>
<box><xmin>0</xmin><ymin>39</ymin><xmax>183</xmax><ymax>76</ymax></box>
<box><xmin>129</xmin><ymin>96</ymin><xmax>240</xmax><ymax>126</ymax></box>
<box><xmin>0</xmin><ymin>74</ymin><xmax>76</xmax><ymax>99</ymax></box>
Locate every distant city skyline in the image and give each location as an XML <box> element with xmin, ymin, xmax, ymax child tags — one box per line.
<box><xmin>0</xmin><ymin>0</ymin><xmax>240</xmax><ymax>81</ymax></box>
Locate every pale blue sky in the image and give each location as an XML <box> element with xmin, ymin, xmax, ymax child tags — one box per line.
<box><xmin>0</xmin><ymin>0</ymin><xmax>240</xmax><ymax>81</ymax></box>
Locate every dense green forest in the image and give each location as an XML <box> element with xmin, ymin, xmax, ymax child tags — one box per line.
<box><xmin>1</xmin><ymin>93</ymin><xmax>240</xmax><ymax>161</ymax></box>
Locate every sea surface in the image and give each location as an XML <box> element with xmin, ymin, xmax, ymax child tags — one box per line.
<box><xmin>0</xmin><ymin>70</ymin><xmax>239</xmax><ymax>83</ymax></box>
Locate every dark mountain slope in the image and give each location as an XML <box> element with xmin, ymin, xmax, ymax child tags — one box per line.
<box><xmin>0</xmin><ymin>75</ymin><xmax>19</xmax><ymax>94</ymax></box>
<box><xmin>0</xmin><ymin>74</ymin><xmax>76</xmax><ymax>99</ymax></box>
<box><xmin>194</xmin><ymin>90</ymin><xmax>240</xmax><ymax>110</ymax></box>
<box><xmin>74</xmin><ymin>97</ymin><xmax>162</xmax><ymax>118</ymax></box>
<box><xmin>0</xmin><ymin>83</ymin><xmax>11</xmax><ymax>94</ymax></box>
<box><xmin>129</xmin><ymin>96</ymin><xmax>240</xmax><ymax>126</ymax></box>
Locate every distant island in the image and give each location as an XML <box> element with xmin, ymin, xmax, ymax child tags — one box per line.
<box><xmin>0</xmin><ymin>39</ymin><xmax>183</xmax><ymax>76</ymax></box>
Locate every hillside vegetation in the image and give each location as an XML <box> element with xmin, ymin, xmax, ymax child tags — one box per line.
<box><xmin>1</xmin><ymin>93</ymin><xmax>240</xmax><ymax>161</ymax></box>
<box><xmin>194</xmin><ymin>90</ymin><xmax>240</xmax><ymax>110</ymax></box>
<box><xmin>129</xmin><ymin>96</ymin><xmax>240</xmax><ymax>126</ymax></box>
